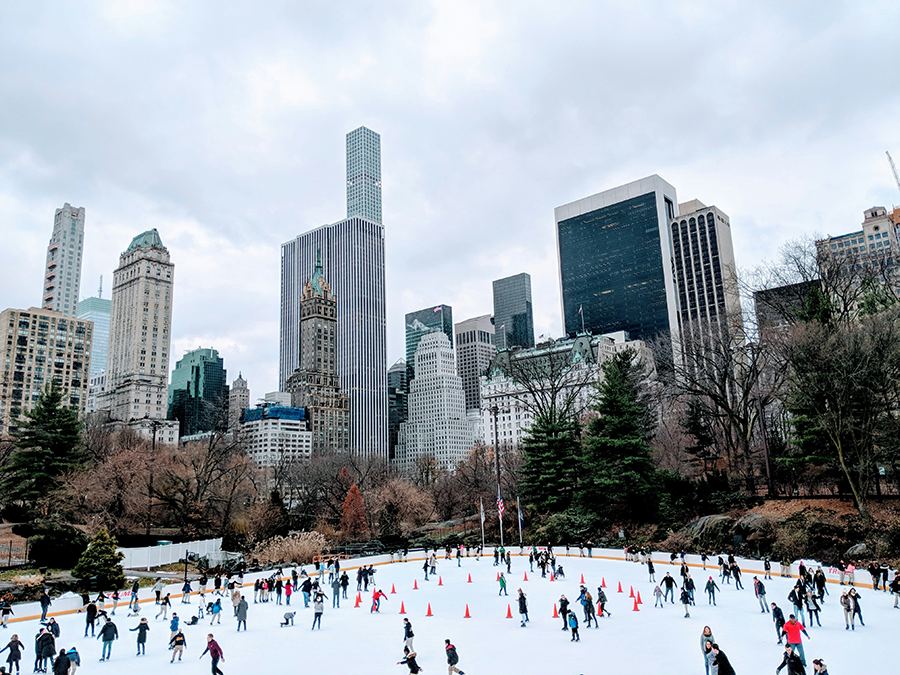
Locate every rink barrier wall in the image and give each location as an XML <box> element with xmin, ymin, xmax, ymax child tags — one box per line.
<box><xmin>7</xmin><ymin>546</ymin><xmax>884</xmax><ymax>624</ymax></box>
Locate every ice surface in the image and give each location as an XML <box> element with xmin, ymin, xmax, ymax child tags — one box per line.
<box><xmin>12</xmin><ymin>551</ymin><xmax>891</xmax><ymax>674</ymax></box>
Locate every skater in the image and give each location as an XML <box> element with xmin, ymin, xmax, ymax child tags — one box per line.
<box><xmin>848</xmin><ymin>588</ymin><xmax>864</xmax><ymax>626</ymax></box>
<box><xmin>0</xmin><ymin>634</ymin><xmax>24</xmax><ymax>675</ymax></box>
<box><xmin>582</xmin><ymin>591</ymin><xmax>597</xmax><ymax>628</ymax></box>
<box><xmin>39</xmin><ymin>591</ymin><xmax>51</xmax><ymax>623</ymax></box>
<box><xmin>236</xmin><ymin>596</ymin><xmax>248</xmax><ymax>631</ymax></box>
<box><xmin>169</xmin><ymin>629</ymin><xmax>187</xmax><ymax>662</ymax></box>
<box><xmin>804</xmin><ymin>591</ymin><xmax>821</xmax><ymax>628</ymax></box>
<box><xmin>681</xmin><ymin>587</ymin><xmax>692</xmax><ymax>618</ymax></box>
<box><xmin>129</xmin><ymin>618</ymin><xmax>149</xmax><ymax>656</ymax></box>
<box><xmin>445</xmin><ymin>639</ymin><xmax>465</xmax><ymax>674</ymax></box>
<box><xmin>775</xmin><ymin>644</ymin><xmax>805</xmax><ymax>675</ymax></box>
<box><xmin>209</xmin><ymin>599</ymin><xmax>222</xmax><ymax>625</ymax></box>
<box><xmin>456</xmin><ymin>549</ymin><xmax>462</xmax><ymax>568</ymax></box>
<box><xmin>199</xmin><ymin>634</ymin><xmax>224</xmax><ymax>675</ymax></box>
<box><xmin>647</xmin><ymin>559</ymin><xmax>656</xmax><ymax>582</ymax></box>
<box><xmin>42</xmin><ymin>619</ymin><xmax>59</xmax><ymax>640</ymax></box>
<box><xmin>35</xmin><ymin>627</ymin><xmax>55</xmax><ymax>673</ymax></box>
<box><xmin>169</xmin><ymin>614</ymin><xmax>180</xmax><ymax>641</ymax></box>
<box><xmin>596</xmin><ymin>587</ymin><xmax>610</xmax><ymax>617</ymax></box>
<box><xmin>110</xmin><ymin>590</ymin><xmax>119</xmax><ymax>615</ymax></box>
<box><xmin>662</xmin><ymin>573</ymin><xmax>676</xmax><ymax>604</ymax></box>
<box><xmin>402</xmin><ymin>618</ymin><xmax>415</xmax><ymax>651</ymax></box>
<box><xmin>340</xmin><ymin>572</ymin><xmax>350</xmax><ymax>600</ymax></box>
<box><xmin>788</xmin><ymin>583</ymin><xmax>806</xmax><ymax>624</ymax></box>
<box><xmin>0</xmin><ymin>602</ymin><xmax>12</xmax><ymax>629</ymax></box>
<box><xmin>156</xmin><ymin>593</ymin><xmax>171</xmax><ymax>620</ymax></box>
<box><xmin>280</xmin><ymin>612</ymin><xmax>295</xmax><ymax>627</ymax></box>
<box><xmin>813</xmin><ymin>568</ymin><xmax>827</xmax><ymax>601</ymax></box>
<box><xmin>685</xmin><ymin>574</ymin><xmax>696</xmax><ymax>605</ymax></box>
<box><xmin>181</xmin><ymin>581</ymin><xmax>192</xmax><ymax>604</ymax></box>
<box><xmin>567</xmin><ymin>612</ymin><xmax>579</xmax><ymax>642</ymax></box>
<box><xmin>498</xmin><ymin>573</ymin><xmax>508</xmax><ymax>596</ymax></box>
<box><xmin>653</xmin><ymin>585</ymin><xmax>664</xmax><ymax>608</ymax></box>
<box><xmin>732</xmin><ymin>563</ymin><xmax>744</xmax><ymax>590</ymax></box>
<box><xmin>711</xmin><ymin>643</ymin><xmax>736</xmax><ymax>675</ymax></box>
<box><xmin>64</xmin><ymin>646</ymin><xmax>79</xmax><ymax>675</ymax></box>
<box><xmin>517</xmin><ymin>589</ymin><xmax>528</xmax><ymax>627</ymax></box>
<box><xmin>764</xmin><ymin>557</ymin><xmax>772</xmax><ymax>580</ymax></box>
<box><xmin>812</xmin><ymin>659</ymin><xmax>828</xmax><ymax>675</ymax></box>
<box><xmin>781</xmin><ymin>614</ymin><xmax>809</xmax><ymax>666</ymax></box>
<box><xmin>397</xmin><ymin>647</ymin><xmax>421</xmax><ymax>674</ymax></box>
<box><xmin>772</xmin><ymin>603</ymin><xmax>786</xmax><ymax>643</ymax></box>
<box><xmin>700</xmin><ymin>625</ymin><xmax>715</xmax><ymax>675</ymax></box>
<box><xmin>371</xmin><ymin>588</ymin><xmax>388</xmax><ymax>613</ymax></box>
<box><xmin>301</xmin><ymin>577</ymin><xmax>312</xmax><ymax>607</ymax></box>
<box><xmin>97</xmin><ymin>617</ymin><xmax>118</xmax><ymax>662</ymax></box>
<box><xmin>705</xmin><ymin>577</ymin><xmax>719</xmax><ymax>606</ymax></box>
<box><xmin>423</xmin><ymin>560</ymin><xmax>430</xmax><ymax>582</ymax></box>
<box><xmin>754</xmin><ymin>576</ymin><xmax>769</xmax><ymax>612</ymax></box>
<box><xmin>331</xmin><ymin>576</ymin><xmax>341</xmax><ymax>608</ymax></box>
<box><xmin>558</xmin><ymin>595</ymin><xmax>570</xmax><ymax>630</ymax></box>
<box><xmin>51</xmin><ymin>649</ymin><xmax>69</xmax><ymax>675</ymax></box>
<box><xmin>153</xmin><ymin>579</ymin><xmax>164</xmax><ymax>605</ymax></box>
<box><xmin>703</xmin><ymin>640</ymin><xmax>715</xmax><ymax>675</ymax></box>
<box><xmin>311</xmin><ymin>591</ymin><xmax>325</xmax><ymax>630</ymax></box>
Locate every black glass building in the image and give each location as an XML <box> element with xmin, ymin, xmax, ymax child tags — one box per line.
<box><xmin>492</xmin><ymin>273</ymin><xmax>534</xmax><ymax>350</ymax></box>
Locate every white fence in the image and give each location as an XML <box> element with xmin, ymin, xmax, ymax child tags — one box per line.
<box><xmin>117</xmin><ymin>537</ymin><xmax>222</xmax><ymax>570</ymax></box>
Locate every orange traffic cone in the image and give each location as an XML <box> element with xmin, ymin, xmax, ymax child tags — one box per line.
<box><xmin>617</xmin><ymin>581</ymin><xmax>623</xmax><ymax>593</ymax></box>
<box><xmin>496</xmin><ymin>572</ymin><xmax>500</xmax><ymax>582</ymax></box>
<box><xmin>506</xmin><ymin>604</ymin><xmax>513</xmax><ymax>618</ymax></box>
<box><xmin>354</xmin><ymin>593</ymin><xmax>361</xmax><ymax>608</ymax></box>
<box><xmin>426</xmin><ymin>603</ymin><xmax>433</xmax><ymax>617</ymax></box>
<box><xmin>601</xmin><ymin>577</ymin><xmax>606</xmax><ymax>588</ymax></box>
<box><xmin>413</xmin><ymin>580</ymin><xmax>418</xmax><ymax>590</ymax></box>
<box><xmin>438</xmin><ymin>576</ymin><xmax>443</xmax><ymax>586</ymax></box>
<box><xmin>552</xmin><ymin>603</ymin><xmax>559</xmax><ymax>618</ymax></box>
<box><xmin>390</xmin><ymin>584</ymin><xmax>396</xmax><ymax>594</ymax></box>
<box><xmin>637</xmin><ymin>591</ymin><xmax>643</xmax><ymax>604</ymax></box>
<box><xmin>464</xmin><ymin>604</ymin><xmax>471</xmax><ymax>618</ymax></box>
<box><xmin>399</xmin><ymin>601</ymin><xmax>406</xmax><ymax>614</ymax></box>
<box><xmin>580</xmin><ymin>573</ymin><xmax>585</xmax><ymax>584</ymax></box>
<box><xmin>629</xmin><ymin>586</ymin><xmax>635</xmax><ymax>598</ymax></box>
<box><xmin>550</xmin><ymin>572</ymin><xmax>555</xmax><ymax>582</ymax></box>
<box><xmin>467</xmin><ymin>573</ymin><xmax>472</xmax><ymax>583</ymax></box>
<box><xmin>523</xmin><ymin>572</ymin><xmax>528</xmax><ymax>581</ymax></box>
<box><xmin>632</xmin><ymin>598</ymin><xmax>640</xmax><ymax>612</ymax></box>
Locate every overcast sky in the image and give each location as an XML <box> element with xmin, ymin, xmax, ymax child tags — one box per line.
<box><xmin>2</xmin><ymin>1</ymin><xmax>899</xmax><ymax>398</ymax></box>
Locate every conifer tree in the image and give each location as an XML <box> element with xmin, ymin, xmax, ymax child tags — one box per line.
<box><xmin>72</xmin><ymin>527</ymin><xmax>126</xmax><ymax>590</ymax></box>
<box><xmin>4</xmin><ymin>380</ymin><xmax>85</xmax><ymax>508</ymax></box>
<box><xmin>519</xmin><ymin>414</ymin><xmax>580</xmax><ymax>513</ymax></box>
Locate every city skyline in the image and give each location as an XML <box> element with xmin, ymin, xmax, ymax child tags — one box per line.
<box><xmin>1</xmin><ymin>4</ymin><xmax>898</xmax><ymax>398</ymax></box>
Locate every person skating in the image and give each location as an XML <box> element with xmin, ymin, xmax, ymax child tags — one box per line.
<box><xmin>772</xmin><ymin>602</ymin><xmax>786</xmax><ymax>644</ymax></box>
<box><xmin>582</xmin><ymin>591</ymin><xmax>597</xmax><ymax>628</ymax></box>
<box><xmin>96</xmin><ymin>618</ymin><xmax>117</xmax><ymax>662</ymax></box>
<box><xmin>168</xmin><ymin>630</ymin><xmax>186</xmax><ymax>663</ymax></box>
<box><xmin>890</xmin><ymin>572</ymin><xmax>900</xmax><ymax>608</ymax></box>
<box><xmin>0</xmin><ymin>602</ymin><xmax>12</xmax><ymax>629</ymax></box>
<box><xmin>181</xmin><ymin>581</ymin><xmax>192</xmax><ymax>605</ymax></box>
<box><xmin>199</xmin><ymin>634</ymin><xmax>223</xmax><ymax>675</ymax></box>
<box><xmin>788</xmin><ymin>583</ymin><xmax>806</xmax><ymax>625</ymax></box>
<box><xmin>35</xmin><ymin>627</ymin><xmax>54</xmax><ymax>673</ymax></box>
<box><xmin>813</xmin><ymin>569</ymin><xmax>827</xmax><ymax>601</ymax></box>
<box><xmin>648</xmin><ymin>559</ymin><xmax>656</xmax><ymax>582</ymax></box>
<box><xmin>152</xmin><ymin>579</ymin><xmax>164</xmax><ymax>605</ymax></box>
<box><xmin>700</xmin><ymin>626</ymin><xmax>715</xmax><ymax>675</ymax></box>
<box><xmin>517</xmin><ymin>589</ymin><xmax>528</xmax><ymax>627</ymax></box>
<box><xmin>775</xmin><ymin>644</ymin><xmax>805</xmax><ymax>675</ymax></box>
<box><xmin>0</xmin><ymin>634</ymin><xmax>23</xmax><ymax>675</ymax></box>
<box><xmin>685</xmin><ymin>574</ymin><xmax>696</xmax><ymax>605</ymax></box>
<box><xmin>340</xmin><ymin>572</ymin><xmax>349</xmax><ymax>600</ymax></box>
<box><xmin>444</xmin><ymin>639</ymin><xmax>464</xmax><ymax>674</ymax></box>
<box><xmin>703</xmin><ymin>640</ymin><xmax>715</xmax><ymax>675</ymax></box>
<box><xmin>731</xmin><ymin>563</ymin><xmax>744</xmax><ymax>590</ymax></box>
<box><xmin>498</xmin><ymin>573</ymin><xmax>507</xmax><ymax>596</ymax></box>
<box><xmin>705</xmin><ymin>577</ymin><xmax>719</xmax><ymax>606</ymax></box>
<box><xmin>781</xmin><ymin>614</ymin><xmax>810</xmax><ymax>667</ymax></box>
<box><xmin>169</xmin><ymin>614</ymin><xmax>180</xmax><ymax>642</ymax></box>
<box><xmin>804</xmin><ymin>591</ymin><xmax>821</xmax><ymax>628</ymax></box>
<box><xmin>63</xmin><ymin>647</ymin><xmax>79</xmax><ymax>675</ymax></box>
<box><xmin>235</xmin><ymin>596</ymin><xmax>248</xmax><ymax>632</ymax></box>
<box><xmin>38</xmin><ymin>592</ymin><xmax>51</xmax><ymax>623</ymax></box>
<box><xmin>558</xmin><ymin>596</ymin><xmax>569</xmax><ymax>630</ymax></box>
<box><xmin>764</xmin><ymin>557</ymin><xmax>772</xmax><ymax>580</ymax></box>
<box><xmin>311</xmin><ymin>591</ymin><xmax>325</xmax><ymax>630</ymax></box>
<box><xmin>371</xmin><ymin>588</ymin><xmax>388</xmax><ymax>613</ymax></box>
<box><xmin>51</xmin><ymin>649</ymin><xmax>68</xmax><ymax>675</ymax></box>
<box><xmin>280</xmin><ymin>612</ymin><xmax>296</xmax><ymax>627</ymax></box>
<box><xmin>848</xmin><ymin>588</ymin><xmax>864</xmax><ymax>626</ymax></box>
<box><xmin>301</xmin><ymin>577</ymin><xmax>312</xmax><ymax>608</ymax></box>
<box><xmin>662</xmin><ymin>573</ymin><xmax>676</xmax><ymax>604</ymax></box>
<box><xmin>41</xmin><ymin>620</ymin><xmax>59</xmax><ymax>640</ymax></box>
<box><xmin>397</xmin><ymin>647</ymin><xmax>421</xmax><ymax>674</ymax></box>
<box><xmin>209</xmin><ymin>599</ymin><xmax>222</xmax><ymax>625</ymax></box>
<box><xmin>681</xmin><ymin>587</ymin><xmax>692</xmax><ymax>618</ymax></box>
<box><xmin>596</xmin><ymin>587</ymin><xmax>610</xmax><ymax>617</ymax></box>
<box><xmin>711</xmin><ymin>643</ymin><xmax>736</xmax><ymax>675</ymax></box>
<box><xmin>811</xmin><ymin>658</ymin><xmax>828</xmax><ymax>675</ymax></box>
<box><xmin>128</xmin><ymin>618</ymin><xmax>149</xmax><ymax>656</ymax></box>
<box><xmin>567</xmin><ymin>612</ymin><xmax>579</xmax><ymax>642</ymax></box>
<box><xmin>156</xmin><ymin>593</ymin><xmax>171</xmax><ymax>620</ymax></box>
<box><xmin>653</xmin><ymin>584</ymin><xmax>664</xmax><ymax>608</ymax></box>
<box><xmin>403</xmin><ymin>619</ymin><xmax>414</xmax><ymax>652</ymax></box>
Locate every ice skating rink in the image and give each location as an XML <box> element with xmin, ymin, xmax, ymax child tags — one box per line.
<box><xmin>13</xmin><ymin>551</ymin><xmax>891</xmax><ymax>674</ymax></box>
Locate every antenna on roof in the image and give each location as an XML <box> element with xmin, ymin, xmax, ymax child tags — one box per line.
<box><xmin>98</xmin><ymin>275</ymin><xmax>103</xmax><ymax>299</ymax></box>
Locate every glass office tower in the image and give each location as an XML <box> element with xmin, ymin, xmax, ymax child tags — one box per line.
<box><xmin>492</xmin><ymin>273</ymin><xmax>534</xmax><ymax>350</ymax></box>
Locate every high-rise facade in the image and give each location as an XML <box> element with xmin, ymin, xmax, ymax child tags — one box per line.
<box><xmin>98</xmin><ymin>229</ymin><xmax>174</xmax><ymax>422</ymax></box>
<box><xmin>454</xmin><ymin>314</ymin><xmax>495</xmax><ymax>412</ymax></box>
<box><xmin>396</xmin><ymin>332</ymin><xmax>474</xmax><ymax>474</ymax></box>
<box><xmin>346</xmin><ymin>126</ymin><xmax>382</xmax><ymax>224</ymax></box>
<box><xmin>286</xmin><ymin>253</ymin><xmax>351</xmax><ymax>454</ymax></box>
<box><xmin>241</xmin><ymin>404</ymin><xmax>313</xmax><ymax>469</ymax></box>
<box><xmin>280</xmin><ymin>128</ymin><xmax>387</xmax><ymax>457</ymax></box>
<box><xmin>387</xmin><ymin>358</ymin><xmax>407</xmax><ymax>460</ymax></box>
<box><xmin>42</xmin><ymin>203</ymin><xmax>85</xmax><ymax>317</ymax></box>
<box><xmin>167</xmin><ymin>347</ymin><xmax>228</xmax><ymax>437</ymax></box>
<box><xmin>0</xmin><ymin>307</ymin><xmax>92</xmax><ymax>437</ymax></box>
<box><xmin>816</xmin><ymin>206</ymin><xmax>900</xmax><ymax>291</ymax></box>
<box><xmin>669</xmin><ymin>199</ymin><xmax>741</xmax><ymax>340</ymax></box>
<box><xmin>555</xmin><ymin>175</ymin><xmax>679</xmax><ymax>344</ymax></box>
<box><xmin>229</xmin><ymin>373</ymin><xmax>250</xmax><ymax>430</ymax></box>
<box><xmin>405</xmin><ymin>305</ymin><xmax>453</xmax><ymax>388</ymax></box>
<box><xmin>77</xmin><ymin>296</ymin><xmax>111</xmax><ymax>378</ymax></box>
<box><xmin>492</xmin><ymin>273</ymin><xmax>534</xmax><ymax>350</ymax></box>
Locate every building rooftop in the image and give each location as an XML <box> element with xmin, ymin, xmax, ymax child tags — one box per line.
<box><xmin>125</xmin><ymin>228</ymin><xmax>165</xmax><ymax>253</ymax></box>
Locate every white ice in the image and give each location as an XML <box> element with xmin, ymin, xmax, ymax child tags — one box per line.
<box><xmin>9</xmin><ymin>550</ymin><xmax>892</xmax><ymax>674</ymax></box>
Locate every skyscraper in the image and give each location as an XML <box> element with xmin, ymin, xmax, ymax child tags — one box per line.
<box><xmin>346</xmin><ymin>126</ymin><xmax>382</xmax><ymax>224</ymax></box>
<box><xmin>280</xmin><ymin>127</ymin><xmax>386</xmax><ymax>456</ymax></box>
<box><xmin>492</xmin><ymin>273</ymin><xmax>534</xmax><ymax>350</ymax></box>
<box><xmin>229</xmin><ymin>373</ymin><xmax>249</xmax><ymax>430</ymax></box>
<box><xmin>167</xmin><ymin>347</ymin><xmax>228</xmax><ymax>437</ymax></box>
<box><xmin>286</xmin><ymin>253</ymin><xmax>351</xmax><ymax>454</ymax></box>
<box><xmin>555</xmin><ymin>175</ymin><xmax>679</xmax><ymax>343</ymax></box>
<box><xmin>387</xmin><ymin>359</ymin><xmax>407</xmax><ymax>460</ymax></box>
<box><xmin>98</xmin><ymin>229</ymin><xmax>175</xmax><ymax>422</ymax></box>
<box><xmin>42</xmin><ymin>203</ymin><xmax>85</xmax><ymax>317</ymax></box>
<box><xmin>454</xmin><ymin>314</ymin><xmax>495</xmax><ymax>412</ymax></box>
<box><xmin>77</xmin><ymin>295</ymin><xmax>111</xmax><ymax>378</ymax></box>
<box><xmin>405</xmin><ymin>305</ymin><xmax>453</xmax><ymax>388</ymax></box>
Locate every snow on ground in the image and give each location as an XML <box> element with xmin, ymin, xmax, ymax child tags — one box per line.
<box><xmin>13</xmin><ymin>552</ymin><xmax>893</xmax><ymax>674</ymax></box>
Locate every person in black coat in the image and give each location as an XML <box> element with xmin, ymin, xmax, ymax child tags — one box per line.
<box><xmin>517</xmin><ymin>589</ymin><xmax>528</xmax><ymax>627</ymax></box>
<box><xmin>0</xmin><ymin>633</ymin><xmax>24</xmax><ymax>674</ymax></box>
<box><xmin>776</xmin><ymin>645</ymin><xmax>806</xmax><ymax>675</ymax></box>
<box><xmin>711</xmin><ymin>643</ymin><xmax>736</xmax><ymax>675</ymax></box>
<box><xmin>36</xmin><ymin>628</ymin><xmax>55</xmax><ymax>674</ymax></box>
<box><xmin>772</xmin><ymin>603</ymin><xmax>786</xmax><ymax>644</ymax></box>
<box><xmin>84</xmin><ymin>601</ymin><xmax>98</xmax><ymax>638</ymax></box>
<box><xmin>129</xmin><ymin>617</ymin><xmax>150</xmax><ymax>655</ymax></box>
<box><xmin>397</xmin><ymin>647</ymin><xmax>421</xmax><ymax>674</ymax></box>
<box><xmin>52</xmin><ymin>649</ymin><xmax>69</xmax><ymax>675</ymax></box>
<box><xmin>39</xmin><ymin>592</ymin><xmax>52</xmax><ymax>622</ymax></box>
<box><xmin>558</xmin><ymin>595</ymin><xmax>570</xmax><ymax>630</ymax></box>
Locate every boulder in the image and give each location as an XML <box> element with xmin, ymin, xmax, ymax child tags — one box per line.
<box><xmin>732</xmin><ymin>513</ymin><xmax>783</xmax><ymax>539</ymax></box>
<box><xmin>845</xmin><ymin>542</ymin><xmax>868</xmax><ymax>557</ymax></box>
<box><xmin>682</xmin><ymin>515</ymin><xmax>735</xmax><ymax>546</ymax></box>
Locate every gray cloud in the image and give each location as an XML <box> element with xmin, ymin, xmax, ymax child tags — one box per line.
<box><xmin>1</xmin><ymin>1</ymin><xmax>899</xmax><ymax>397</ymax></box>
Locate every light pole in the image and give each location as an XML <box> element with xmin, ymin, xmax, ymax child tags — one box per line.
<box><xmin>144</xmin><ymin>417</ymin><xmax>163</xmax><ymax>537</ymax></box>
<box><xmin>488</xmin><ymin>402</ymin><xmax>508</xmax><ymax>547</ymax></box>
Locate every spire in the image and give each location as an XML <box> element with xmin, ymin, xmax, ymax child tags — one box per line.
<box><xmin>310</xmin><ymin>249</ymin><xmax>325</xmax><ymax>296</ymax></box>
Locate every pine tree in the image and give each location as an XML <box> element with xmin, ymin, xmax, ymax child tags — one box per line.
<box><xmin>4</xmin><ymin>380</ymin><xmax>85</xmax><ymax>508</ymax></box>
<box><xmin>72</xmin><ymin>527</ymin><xmax>126</xmax><ymax>590</ymax></box>
<box><xmin>519</xmin><ymin>414</ymin><xmax>580</xmax><ymax>513</ymax></box>
<box><xmin>339</xmin><ymin>484</ymin><xmax>369</xmax><ymax>541</ymax></box>
<box><xmin>578</xmin><ymin>348</ymin><xmax>658</xmax><ymax>519</ymax></box>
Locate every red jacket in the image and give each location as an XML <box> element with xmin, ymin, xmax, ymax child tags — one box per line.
<box><xmin>782</xmin><ymin>620</ymin><xmax>806</xmax><ymax>643</ymax></box>
<box><xmin>204</xmin><ymin>639</ymin><xmax>223</xmax><ymax>659</ymax></box>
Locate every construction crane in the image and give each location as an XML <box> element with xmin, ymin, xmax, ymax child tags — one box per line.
<box><xmin>888</xmin><ymin>151</ymin><xmax>900</xmax><ymax>194</ymax></box>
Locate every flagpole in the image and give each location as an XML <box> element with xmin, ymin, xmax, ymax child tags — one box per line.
<box><xmin>480</xmin><ymin>497</ymin><xmax>485</xmax><ymax>552</ymax></box>
<box><xmin>498</xmin><ymin>485</ymin><xmax>504</xmax><ymax>548</ymax></box>
<box><xmin>517</xmin><ymin>498</ymin><xmax>524</xmax><ymax>545</ymax></box>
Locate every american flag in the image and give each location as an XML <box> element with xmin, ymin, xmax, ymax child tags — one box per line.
<box><xmin>433</xmin><ymin>306</ymin><xmax>442</xmax><ymax>313</ymax></box>
<box><xmin>497</xmin><ymin>487</ymin><xmax>505</xmax><ymax>517</ymax></box>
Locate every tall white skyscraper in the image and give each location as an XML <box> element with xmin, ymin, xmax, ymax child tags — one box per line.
<box><xmin>280</xmin><ymin>127</ymin><xmax>387</xmax><ymax>456</ymax></box>
<box><xmin>42</xmin><ymin>203</ymin><xmax>85</xmax><ymax>317</ymax></box>
<box><xmin>454</xmin><ymin>314</ymin><xmax>495</xmax><ymax>412</ymax></box>
<box><xmin>98</xmin><ymin>229</ymin><xmax>175</xmax><ymax>422</ymax></box>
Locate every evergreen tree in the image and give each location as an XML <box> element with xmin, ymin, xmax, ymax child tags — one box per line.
<box><xmin>72</xmin><ymin>527</ymin><xmax>126</xmax><ymax>590</ymax></box>
<box><xmin>519</xmin><ymin>414</ymin><xmax>580</xmax><ymax>513</ymax></box>
<box><xmin>578</xmin><ymin>348</ymin><xmax>658</xmax><ymax>519</ymax></box>
<box><xmin>4</xmin><ymin>380</ymin><xmax>85</xmax><ymax>508</ymax></box>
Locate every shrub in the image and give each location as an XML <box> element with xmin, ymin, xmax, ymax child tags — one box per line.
<box><xmin>13</xmin><ymin>518</ymin><xmax>88</xmax><ymax>568</ymax></box>
<box><xmin>252</xmin><ymin>531</ymin><xmax>328</xmax><ymax>566</ymax></box>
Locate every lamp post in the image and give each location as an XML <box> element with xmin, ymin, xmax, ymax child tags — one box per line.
<box><xmin>144</xmin><ymin>417</ymin><xmax>163</xmax><ymax>537</ymax></box>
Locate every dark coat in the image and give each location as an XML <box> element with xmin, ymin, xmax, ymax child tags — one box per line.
<box><xmin>776</xmin><ymin>651</ymin><xmax>805</xmax><ymax>675</ymax></box>
<box><xmin>446</xmin><ymin>644</ymin><xmax>459</xmax><ymax>665</ymax></box>
<box><xmin>517</xmin><ymin>595</ymin><xmax>528</xmax><ymax>613</ymax></box>
<box><xmin>37</xmin><ymin>632</ymin><xmax>55</xmax><ymax>658</ymax></box>
<box><xmin>714</xmin><ymin>649</ymin><xmax>736</xmax><ymax>675</ymax></box>
<box><xmin>130</xmin><ymin>623</ymin><xmax>150</xmax><ymax>642</ymax></box>
<box><xmin>52</xmin><ymin>652</ymin><xmax>69</xmax><ymax>675</ymax></box>
<box><xmin>98</xmin><ymin>621</ymin><xmax>118</xmax><ymax>642</ymax></box>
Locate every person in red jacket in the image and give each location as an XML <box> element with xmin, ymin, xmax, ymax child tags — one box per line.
<box><xmin>371</xmin><ymin>588</ymin><xmax>388</xmax><ymax>613</ymax></box>
<box><xmin>200</xmin><ymin>634</ymin><xmax>224</xmax><ymax>675</ymax></box>
<box><xmin>781</xmin><ymin>615</ymin><xmax>810</xmax><ymax>667</ymax></box>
